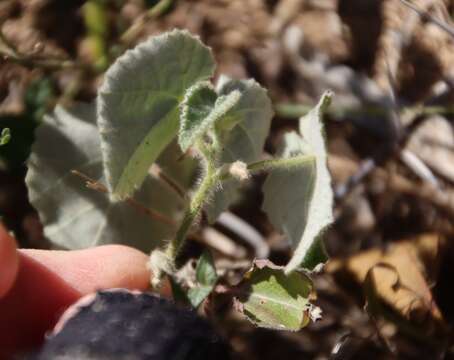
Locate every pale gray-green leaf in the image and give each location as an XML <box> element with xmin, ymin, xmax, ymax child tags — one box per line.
<box><xmin>234</xmin><ymin>260</ymin><xmax>314</xmax><ymax>330</ymax></box>
<box><xmin>187</xmin><ymin>250</ymin><xmax>218</xmax><ymax>307</ymax></box>
<box><xmin>26</xmin><ymin>103</ymin><xmax>183</xmax><ymax>251</ymax></box>
<box><xmin>205</xmin><ymin>76</ymin><xmax>273</xmax><ymax>223</ymax></box>
<box><xmin>195</xmin><ymin>250</ymin><xmax>218</xmax><ymax>286</ymax></box>
<box><xmin>97</xmin><ymin>29</ymin><xmax>215</xmax><ymax>200</ymax></box>
<box><xmin>262</xmin><ymin>92</ymin><xmax>333</xmax><ymax>273</ymax></box>
<box><xmin>178</xmin><ymin>81</ymin><xmax>241</xmax><ymax>152</ymax></box>
<box><xmin>187</xmin><ymin>286</ymin><xmax>212</xmax><ymax>308</ymax></box>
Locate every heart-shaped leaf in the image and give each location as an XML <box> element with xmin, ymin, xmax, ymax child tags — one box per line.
<box><xmin>97</xmin><ymin>29</ymin><xmax>215</xmax><ymax>200</ymax></box>
<box><xmin>26</xmin><ymin>103</ymin><xmax>184</xmax><ymax>251</ymax></box>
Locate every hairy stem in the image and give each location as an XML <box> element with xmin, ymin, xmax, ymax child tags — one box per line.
<box><xmin>247</xmin><ymin>155</ymin><xmax>315</xmax><ymax>173</ymax></box>
<box><xmin>165</xmin><ymin>147</ymin><xmax>220</xmax><ymax>261</ymax></box>
<box><xmin>216</xmin><ymin>155</ymin><xmax>315</xmax><ymax>185</ymax></box>
<box><xmin>158</xmin><ymin>152</ymin><xmax>314</xmax><ymax>276</ymax></box>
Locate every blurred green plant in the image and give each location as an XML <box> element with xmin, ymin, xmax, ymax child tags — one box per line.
<box><xmin>0</xmin><ymin>78</ymin><xmax>54</xmax><ymax>172</ymax></box>
<box><xmin>26</xmin><ymin>30</ymin><xmax>334</xmax><ymax>331</ymax></box>
<box><xmin>0</xmin><ymin>128</ymin><xmax>11</xmax><ymax>146</ymax></box>
<box><xmin>82</xmin><ymin>0</ymin><xmax>110</xmax><ymax>71</ymax></box>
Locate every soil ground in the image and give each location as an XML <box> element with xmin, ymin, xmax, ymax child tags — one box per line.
<box><xmin>1</xmin><ymin>0</ymin><xmax>454</xmax><ymax>358</ymax></box>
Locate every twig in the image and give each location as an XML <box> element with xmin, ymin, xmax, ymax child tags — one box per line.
<box><xmin>399</xmin><ymin>149</ymin><xmax>439</xmax><ymax>187</ymax></box>
<box><xmin>150</xmin><ymin>164</ymin><xmax>187</xmax><ymax>201</ymax></box>
<box><xmin>0</xmin><ymin>27</ymin><xmax>83</xmax><ymax>71</ymax></box>
<box><xmin>334</xmin><ymin>78</ymin><xmax>452</xmax><ymax>200</ymax></box>
<box><xmin>217</xmin><ymin>212</ymin><xmax>269</xmax><ymax>259</ymax></box>
<box><xmin>331</xmin><ymin>154</ymin><xmax>454</xmax><ymax>227</ymax></box>
<box><xmin>388</xmin><ymin>172</ymin><xmax>454</xmax><ymax>225</ymax></box>
<box><xmin>71</xmin><ymin>170</ymin><xmax>177</xmax><ymax>227</ymax></box>
<box><xmin>274</xmin><ymin>103</ymin><xmax>454</xmax><ymax>119</ymax></box>
<box><xmin>334</xmin><ymin>159</ymin><xmax>376</xmax><ymax>200</ymax></box>
<box><xmin>373</xmin><ymin>0</ymin><xmax>425</xmax><ymax>90</ymax></box>
<box><xmin>399</xmin><ymin>0</ymin><xmax>454</xmax><ymax>38</ymax></box>
<box><xmin>199</xmin><ymin>227</ymin><xmax>248</xmax><ymax>259</ymax></box>
<box><xmin>329</xmin><ymin>333</ymin><xmax>367</xmax><ymax>360</ymax></box>
<box><xmin>383</xmin><ymin>51</ymin><xmax>404</xmax><ymax>149</ymax></box>
<box><xmin>120</xmin><ymin>0</ymin><xmax>174</xmax><ymax>46</ymax></box>
<box><xmin>148</xmin><ymin>0</ymin><xmax>174</xmax><ymax>17</ymax></box>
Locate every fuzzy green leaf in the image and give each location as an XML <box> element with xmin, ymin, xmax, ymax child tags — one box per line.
<box><xmin>187</xmin><ymin>250</ymin><xmax>218</xmax><ymax>307</ymax></box>
<box><xmin>234</xmin><ymin>260</ymin><xmax>314</xmax><ymax>330</ymax></box>
<box><xmin>178</xmin><ymin>81</ymin><xmax>241</xmax><ymax>152</ymax></box>
<box><xmin>26</xmin><ymin>103</ymin><xmax>184</xmax><ymax>251</ymax></box>
<box><xmin>97</xmin><ymin>29</ymin><xmax>215</xmax><ymax>200</ymax></box>
<box><xmin>262</xmin><ymin>92</ymin><xmax>333</xmax><ymax>273</ymax></box>
<box><xmin>205</xmin><ymin>76</ymin><xmax>273</xmax><ymax>223</ymax></box>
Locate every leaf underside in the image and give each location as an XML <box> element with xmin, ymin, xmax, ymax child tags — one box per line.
<box><xmin>97</xmin><ymin>29</ymin><xmax>215</xmax><ymax>200</ymax></box>
<box><xmin>235</xmin><ymin>260</ymin><xmax>313</xmax><ymax>331</ymax></box>
<box><xmin>262</xmin><ymin>91</ymin><xmax>333</xmax><ymax>273</ymax></box>
<box><xmin>25</xmin><ymin>103</ymin><xmax>183</xmax><ymax>251</ymax></box>
<box><xmin>205</xmin><ymin>76</ymin><xmax>274</xmax><ymax>223</ymax></box>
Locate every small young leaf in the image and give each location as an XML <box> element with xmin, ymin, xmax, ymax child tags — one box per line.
<box><xmin>195</xmin><ymin>250</ymin><xmax>218</xmax><ymax>286</ymax></box>
<box><xmin>26</xmin><ymin>103</ymin><xmax>182</xmax><ymax>251</ymax></box>
<box><xmin>178</xmin><ymin>81</ymin><xmax>241</xmax><ymax>152</ymax></box>
<box><xmin>187</xmin><ymin>250</ymin><xmax>218</xmax><ymax>307</ymax></box>
<box><xmin>234</xmin><ymin>260</ymin><xmax>315</xmax><ymax>331</ymax></box>
<box><xmin>205</xmin><ymin>76</ymin><xmax>273</xmax><ymax>223</ymax></box>
<box><xmin>97</xmin><ymin>29</ymin><xmax>215</xmax><ymax>200</ymax></box>
<box><xmin>187</xmin><ymin>287</ymin><xmax>213</xmax><ymax>308</ymax></box>
<box><xmin>0</xmin><ymin>128</ymin><xmax>11</xmax><ymax>146</ymax></box>
<box><xmin>262</xmin><ymin>91</ymin><xmax>333</xmax><ymax>273</ymax></box>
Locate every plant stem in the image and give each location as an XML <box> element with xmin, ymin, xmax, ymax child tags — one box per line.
<box><xmin>152</xmin><ymin>140</ymin><xmax>222</xmax><ymax>286</ymax></box>
<box><xmin>148</xmin><ymin>0</ymin><xmax>174</xmax><ymax>17</ymax></box>
<box><xmin>161</xmin><ymin>151</ymin><xmax>314</xmax><ymax>271</ymax></box>
<box><xmin>151</xmin><ymin>164</ymin><xmax>187</xmax><ymax>201</ymax></box>
<box><xmin>247</xmin><ymin>155</ymin><xmax>315</xmax><ymax>173</ymax></box>
<box><xmin>120</xmin><ymin>0</ymin><xmax>174</xmax><ymax>46</ymax></box>
<box><xmin>165</xmin><ymin>153</ymin><xmax>220</xmax><ymax>261</ymax></box>
<box><xmin>275</xmin><ymin>102</ymin><xmax>454</xmax><ymax>120</ymax></box>
<box><xmin>71</xmin><ymin>170</ymin><xmax>176</xmax><ymax>227</ymax></box>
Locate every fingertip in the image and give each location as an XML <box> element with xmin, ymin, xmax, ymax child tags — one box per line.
<box><xmin>88</xmin><ymin>244</ymin><xmax>152</xmax><ymax>292</ymax></box>
<box><xmin>0</xmin><ymin>224</ymin><xmax>19</xmax><ymax>298</ymax></box>
<box><xmin>20</xmin><ymin>245</ymin><xmax>151</xmax><ymax>295</ymax></box>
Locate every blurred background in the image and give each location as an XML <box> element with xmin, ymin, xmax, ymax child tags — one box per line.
<box><xmin>0</xmin><ymin>0</ymin><xmax>454</xmax><ymax>358</ymax></box>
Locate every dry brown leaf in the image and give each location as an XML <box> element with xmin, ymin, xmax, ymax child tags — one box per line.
<box><xmin>327</xmin><ymin>234</ymin><xmax>446</xmax><ymax>338</ymax></box>
<box><xmin>372</xmin><ymin>0</ymin><xmax>454</xmax><ymax>100</ymax></box>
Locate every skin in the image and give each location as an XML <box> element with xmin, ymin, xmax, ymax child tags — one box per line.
<box><xmin>0</xmin><ymin>224</ymin><xmax>162</xmax><ymax>358</ymax></box>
